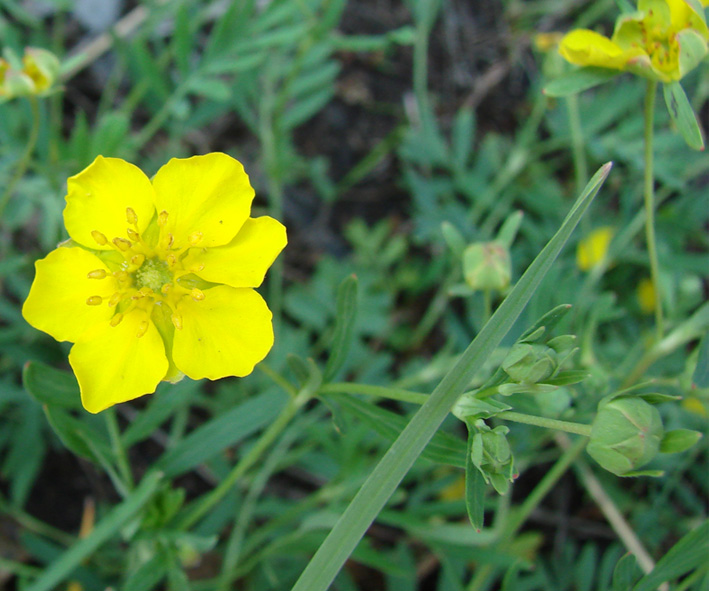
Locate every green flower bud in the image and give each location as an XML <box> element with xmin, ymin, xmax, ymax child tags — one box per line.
<box><xmin>463</xmin><ymin>241</ymin><xmax>511</xmax><ymax>291</ymax></box>
<box><xmin>586</xmin><ymin>397</ymin><xmax>664</xmax><ymax>476</ymax></box>
<box><xmin>502</xmin><ymin>342</ymin><xmax>557</xmax><ymax>384</ymax></box>
<box><xmin>471</xmin><ymin>422</ymin><xmax>515</xmax><ymax>494</ymax></box>
<box><xmin>2</xmin><ymin>69</ymin><xmax>35</xmax><ymax>99</ymax></box>
<box><xmin>23</xmin><ymin>47</ymin><xmax>61</xmax><ymax>93</ymax></box>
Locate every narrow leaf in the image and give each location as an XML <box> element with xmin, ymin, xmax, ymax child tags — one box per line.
<box><xmin>465</xmin><ymin>422</ymin><xmax>486</xmax><ymax>531</ymax></box>
<box><xmin>324</xmin><ymin>275</ymin><xmax>359</xmax><ymax>381</ymax></box>
<box><xmin>663</xmin><ymin>81</ymin><xmax>705</xmax><ymax>151</ymax></box>
<box><xmin>633</xmin><ymin>521</ymin><xmax>709</xmax><ymax>591</ymax></box>
<box><xmin>291</xmin><ymin>163</ymin><xmax>613</xmax><ymax>591</ymax></box>
<box><xmin>543</xmin><ymin>67</ymin><xmax>618</xmax><ymax>97</ymax></box>
<box><xmin>26</xmin><ymin>471</ymin><xmax>162</xmax><ymax>591</ymax></box>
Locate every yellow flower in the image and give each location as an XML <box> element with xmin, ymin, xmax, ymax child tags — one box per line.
<box><xmin>0</xmin><ymin>47</ymin><xmax>60</xmax><ymax>101</ymax></box>
<box><xmin>637</xmin><ymin>277</ymin><xmax>656</xmax><ymax>314</ymax></box>
<box><xmin>559</xmin><ymin>0</ymin><xmax>709</xmax><ymax>83</ymax></box>
<box><xmin>23</xmin><ymin>153</ymin><xmax>287</xmax><ymax>413</ymax></box>
<box><xmin>576</xmin><ymin>226</ymin><xmax>614</xmax><ymax>271</ymax></box>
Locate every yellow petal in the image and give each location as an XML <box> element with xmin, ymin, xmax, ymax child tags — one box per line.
<box><xmin>173</xmin><ymin>286</ymin><xmax>273</xmax><ymax>380</ymax></box>
<box><xmin>69</xmin><ymin>311</ymin><xmax>168</xmax><ymax>413</ymax></box>
<box><xmin>152</xmin><ymin>153</ymin><xmax>255</xmax><ymax>249</ymax></box>
<box><xmin>576</xmin><ymin>226</ymin><xmax>614</xmax><ymax>271</ymax></box>
<box><xmin>559</xmin><ymin>29</ymin><xmax>634</xmax><ymax>69</ymax></box>
<box><xmin>184</xmin><ymin>217</ymin><xmax>287</xmax><ymax>288</ymax></box>
<box><xmin>64</xmin><ymin>156</ymin><xmax>156</xmax><ymax>250</ymax></box>
<box><xmin>22</xmin><ymin>247</ymin><xmax>118</xmax><ymax>343</ymax></box>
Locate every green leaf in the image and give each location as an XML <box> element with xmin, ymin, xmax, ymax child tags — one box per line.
<box><xmin>663</xmin><ymin>81</ymin><xmax>705</xmax><ymax>151</ymax></box>
<box><xmin>324</xmin><ymin>275</ymin><xmax>359</xmax><ymax>382</ymax></box>
<box><xmin>633</xmin><ymin>521</ymin><xmax>709</xmax><ymax>591</ymax></box>
<box><xmin>325</xmin><ymin>392</ymin><xmax>467</xmax><ymax>468</ymax></box>
<box><xmin>157</xmin><ymin>390</ymin><xmax>286</xmax><ymax>477</ymax></box>
<box><xmin>451</xmin><ymin>107</ymin><xmax>475</xmax><ymax>170</ymax></box>
<box><xmin>612</xmin><ymin>553</ymin><xmax>642</xmax><ymax>591</ymax></box>
<box><xmin>120</xmin><ymin>552</ymin><xmax>168</xmax><ymax>591</ymax></box>
<box><xmin>43</xmin><ymin>406</ymin><xmax>111</xmax><ymax>464</ymax></box>
<box><xmin>518</xmin><ymin>304</ymin><xmax>573</xmax><ymax>342</ymax></box>
<box><xmin>185</xmin><ymin>76</ymin><xmax>232</xmax><ymax>101</ymax></box>
<box><xmin>620</xmin><ymin>469</ymin><xmax>664</xmax><ymax>478</ymax></box>
<box><xmin>659</xmin><ymin>429</ymin><xmax>703</xmax><ymax>454</ymax></box>
<box><xmin>543</xmin><ymin>67</ymin><xmax>619</xmax><ymax>97</ymax></box>
<box><xmin>23</xmin><ymin>361</ymin><xmax>81</xmax><ymax>409</ymax></box>
<box><xmin>691</xmin><ymin>333</ymin><xmax>709</xmax><ymax>387</ymax></box>
<box><xmin>464</xmin><ymin>422</ymin><xmax>486</xmax><ymax>532</ymax></box>
<box><xmin>26</xmin><ymin>471</ymin><xmax>162</xmax><ymax>591</ymax></box>
<box><xmin>291</xmin><ymin>163</ymin><xmax>613</xmax><ymax>591</ymax></box>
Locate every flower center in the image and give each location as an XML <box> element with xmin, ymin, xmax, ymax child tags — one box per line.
<box><xmin>84</xmin><ymin>207</ymin><xmax>207</xmax><ymax>336</ymax></box>
<box><xmin>134</xmin><ymin>258</ymin><xmax>172</xmax><ymax>292</ymax></box>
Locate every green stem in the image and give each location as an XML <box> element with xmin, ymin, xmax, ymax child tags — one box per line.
<box><xmin>643</xmin><ymin>79</ymin><xmax>663</xmax><ymax>340</ymax></box>
<box><xmin>566</xmin><ymin>93</ymin><xmax>588</xmax><ymax>198</ymax></box>
<box><xmin>496</xmin><ymin>411</ymin><xmax>592</xmax><ymax>437</ymax></box>
<box><xmin>177</xmin><ymin>388</ymin><xmax>310</xmax><ymax>530</ymax></box>
<box><xmin>0</xmin><ymin>96</ymin><xmax>41</xmax><ymax>219</ymax></box>
<box><xmin>105</xmin><ymin>407</ymin><xmax>134</xmax><ymax>491</ymax></box>
<box><xmin>319</xmin><ymin>382</ymin><xmax>429</xmax><ymax>405</ymax></box>
<box><xmin>467</xmin><ymin>436</ymin><xmax>587</xmax><ymax>591</ymax></box>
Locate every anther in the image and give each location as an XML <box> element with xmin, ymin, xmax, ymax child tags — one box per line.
<box><xmin>91</xmin><ymin>230</ymin><xmax>108</xmax><ymax>245</ymax></box>
<box><xmin>87</xmin><ymin>269</ymin><xmax>107</xmax><ymax>279</ymax></box>
<box><xmin>136</xmin><ymin>320</ymin><xmax>149</xmax><ymax>338</ymax></box>
<box><xmin>113</xmin><ymin>237</ymin><xmax>132</xmax><ymax>251</ymax></box>
<box><xmin>126</xmin><ymin>207</ymin><xmax>138</xmax><ymax>225</ymax></box>
<box><xmin>161</xmin><ymin>283</ymin><xmax>172</xmax><ymax>294</ymax></box>
<box><xmin>166</xmin><ymin>254</ymin><xmax>177</xmax><ymax>267</ymax></box>
<box><xmin>109</xmin><ymin>292</ymin><xmax>122</xmax><ymax>307</ymax></box>
<box><xmin>158</xmin><ymin>210</ymin><xmax>169</xmax><ymax>227</ymax></box>
<box><xmin>166</xmin><ymin>233</ymin><xmax>174</xmax><ymax>248</ymax></box>
<box><xmin>127</xmin><ymin>228</ymin><xmax>140</xmax><ymax>241</ymax></box>
<box><xmin>86</xmin><ymin>296</ymin><xmax>103</xmax><ymax>306</ymax></box>
<box><xmin>191</xmin><ymin>288</ymin><xmax>205</xmax><ymax>301</ymax></box>
<box><xmin>131</xmin><ymin>254</ymin><xmax>145</xmax><ymax>267</ymax></box>
<box><xmin>113</xmin><ymin>271</ymin><xmax>129</xmax><ymax>282</ymax></box>
<box><xmin>188</xmin><ymin>231</ymin><xmax>203</xmax><ymax>246</ymax></box>
<box><xmin>110</xmin><ymin>313</ymin><xmax>123</xmax><ymax>327</ymax></box>
<box><xmin>191</xmin><ymin>264</ymin><xmax>205</xmax><ymax>272</ymax></box>
<box><xmin>171</xmin><ymin>313</ymin><xmax>183</xmax><ymax>330</ymax></box>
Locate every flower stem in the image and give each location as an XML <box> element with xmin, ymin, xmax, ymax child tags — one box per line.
<box><xmin>643</xmin><ymin>79</ymin><xmax>663</xmax><ymax>340</ymax></box>
<box><xmin>105</xmin><ymin>407</ymin><xmax>134</xmax><ymax>491</ymax></box>
<box><xmin>177</xmin><ymin>388</ymin><xmax>310</xmax><ymax>530</ymax></box>
<box><xmin>0</xmin><ymin>96</ymin><xmax>41</xmax><ymax>219</ymax></box>
<box><xmin>496</xmin><ymin>410</ymin><xmax>592</xmax><ymax>437</ymax></box>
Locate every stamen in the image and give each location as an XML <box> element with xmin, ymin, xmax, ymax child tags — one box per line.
<box><xmin>158</xmin><ymin>210</ymin><xmax>169</xmax><ymax>227</ymax></box>
<box><xmin>136</xmin><ymin>320</ymin><xmax>149</xmax><ymax>338</ymax></box>
<box><xmin>190</xmin><ymin>264</ymin><xmax>205</xmax><ymax>272</ymax></box>
<box><xmin>166</xmin><ymin>233</ymin><xmax>174</xmax><ymax>248</ymax></box>
<box><xmin>126</xmin><ymin>207</ymin><xmax>138</xmax><ymax>225</ymax></box>
<box><xmin>188</xmin><ymin>232</ymin><xmax>203</xmax><ymax>246</ymax></box>
<box><xmin>110</xmin><ymin>313</ymin><xmax>123</xmax><ymax>327</ymax></box>
<box><xmin>171</xmin><ymin>313</ymin><xmax>183</xmax><ymax>330</ymax></box>
<box><xmin>109</xmin><ymin>292</ymin><xmax>123</xmax><ymax>307</ymax></box>
<box><xmin>113</xmin><ymin>270</ymin><xmax>129</xmax><ymax>283</ymax></box>
<box><xmin>131</xmin><ymin>254</ymin><xmax>145</xmax><ymax>267</ymax></box>
<box><xmin>161</xmin><ymin>283</ymin><xmax>172</xmax><ymax>294</ymax></box>
<box><xmin>86</xmin><ymin>296</ymin><xmax>102</xmax><ymax>306</ymax></box>
<box><xmin>91</xmin><ymin>230</ymin><xmax>108</xmax><ymax>245</ymax></box>
<box><xmin>166</xmin><ymin>254</ymin><xmax>177</xmax><ymax>267</ymax></box>
<box><xmin>87</xmin><ymin>269</ymin><xmax>107</xmax><ymax>279</ymax></box>
<box><xmin>127</xmin><ymin>228</ymin><xmax>140</xmax><ymax>242</ymax></box>
<box><xmin>191</xmin><ymin>288</ymin><xmax>205</xmax><ymax>301</ymax></box>
<box><xmin>113</xmin><ymin>237</ymin><xmax>132</xmax><ymax>251</ymax></box>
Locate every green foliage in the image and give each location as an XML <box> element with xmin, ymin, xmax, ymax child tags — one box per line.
<box><xmin>0</xmin><ymin>0</ymin><xmax>706</xmax><ymax>589</ymax></box>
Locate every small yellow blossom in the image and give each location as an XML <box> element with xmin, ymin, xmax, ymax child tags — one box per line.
<box><xmin>682</xmin><ymin>396</ymin><xmax>707</xmax><ymax>416</ymax></box>
<box><xmin>534</xmin><ymin>32</ymin><xmax>564</xmax><ymax>52</ymax></box>
<box><xmin>0</xmin><ymin>47</ymin><xmax>60</xmax><ymax>101</ymax></box>
<box><xmin>23</xmin><ymin>153</ymin><xmax>287</xmax><ymax>413</ymax></box>
<box><xmin>576</xmin><ymin>226</ymin><xmax>614</xmax><ymax>271</ymax></box>
<box><xmin>559</xmin><ymin>0</ymin><xmax>709</xmax><ymax>83</ymax></box>
<box><xmin>637</xmin><ymin>277</ymin><xmax>656</xmax><ymax>314</ymax></box>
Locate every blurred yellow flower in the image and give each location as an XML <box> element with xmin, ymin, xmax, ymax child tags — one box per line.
<box><xmin>576</xmin><ymin>226</ymin><xmax>614</xmax><ymax>271</ymax></box>
<box><xmin>23</xmin><ymin>153</ymin><xmax>287</xmax><ymax>413</ymax></box>
<box><xmin>559</xmin><ymin>0</ymin><xmax>709</xmax><ymax>83</ymax></box>
<box><xmin>637</xmin><ymin>277</ymin><xmax>656</xmax><ymax>314</ymax></box>
<box><xmin>682</xmin><ymin>396</ymin><xmax>707</xmax><ymax>416</ymax></box>
<box><xmin>0</xmin><ymin>47</ymin><xmax>60</xmax><ymax>101</ymax></box>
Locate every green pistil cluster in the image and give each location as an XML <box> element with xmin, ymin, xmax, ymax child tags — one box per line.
<box><xmin>134</xmin><ymin>258</ymin><xmax>172</xmax><ymax>292</ymax></box>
